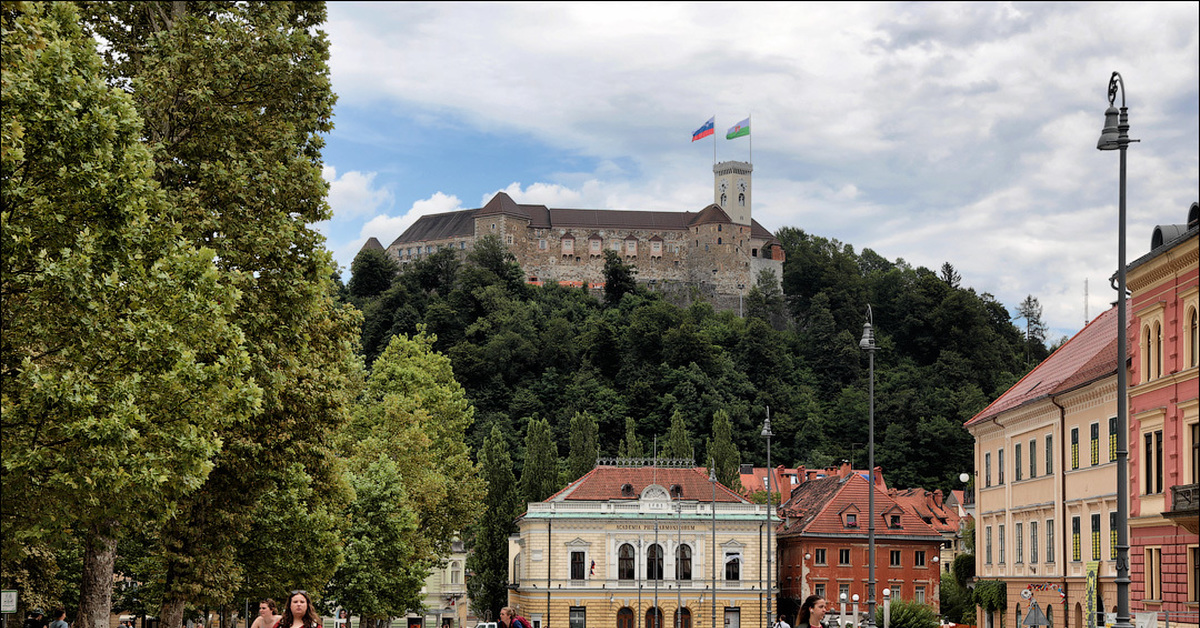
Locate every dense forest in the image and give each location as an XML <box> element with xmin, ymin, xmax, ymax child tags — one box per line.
<box><xmin>342</xmin><ymin>228</ymin><xmax>1052</xmax><ymax>494</ymax></box>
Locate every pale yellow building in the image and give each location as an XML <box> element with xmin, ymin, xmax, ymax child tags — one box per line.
<box><xmin>507</xmin><ymin>460</ymin><xmax>778</xmax><ymax>628</ymax></box>
<box><xmin>967</xmin><ymin>304</ymin><xmax>1131</xmax><ymax>628</ymax></box>
<box><xmin>409</xmin><ymin>538</ymin><xmax>470</xmax><ymax>628</ymax></box>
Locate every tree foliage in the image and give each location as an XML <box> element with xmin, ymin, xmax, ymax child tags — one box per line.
<box><xmin>874</xmin><ymin>599</ymin><xmax>939</xmax><ymax>628</ymax></box>
<box><xmin>466</xmin><ymin>426</ymin><xmax>520</xmax><ymax>622</ymax></box>
<box><xmin>70</xmin><ymin>3</ymin><xmax>363</xmax><ymax>625</ymax></box>
<box><xmin>565</xmin><ymin>411</ymin><xmax>599</xmax><ymax>482</ymax></box>
<box><xmin>348</xmin><ymin>247</ymin><xmax>401</xmax><ymax>301</ymax></box>
<box><xmin>520</xmin><ymin>418</ymin><xmax>560</xmax><ymax>504</ymax></box>
<box><xmin>1</xmin><ymin>4</ymin><xmax>257</xmax><ymax>625</ymax></box>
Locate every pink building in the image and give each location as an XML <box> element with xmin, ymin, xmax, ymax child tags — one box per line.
<box><xmin>1125</xmin><ymin>202</ymin><xmax>1199</xmax><ymax>617</ymax></box>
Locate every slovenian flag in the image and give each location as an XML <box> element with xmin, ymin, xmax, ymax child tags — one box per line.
<box><xmin>590</xmin><ymin>560</ymin><xmax>596</xmax><ymax>575</ymax></box>
<box><xmin>726</xmin><ymin>117</ymin><xmax>750</xmax><ymax>139</ymax></box>
<box><xmin>692</xmin><ymin>117</ymin><xmax>715</xmax><ymax>142</ymax></box>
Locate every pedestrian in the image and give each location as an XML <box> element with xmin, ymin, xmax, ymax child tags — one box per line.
<box><xmin>775</xmin><ymin>615</ymin><xmax>792</xmax><ymax>628</ymax></box>
<box><xmin>796</xmin><ymin>596</ymin><xmax>828</xmax><ymax>628</ymax></box>
<box><xmin>277</xmin><ymin>591</ymin><xmax>321</xmax><ymax>628</ymax></box>
<box><xmin>48</xmin><ymin>609</ymin><xmax>68</xmax><ymax>628</ymax></box>
<box><xmin>498</xmin><ymin>608</ymin><xmax>528</xmax><ymax>628</ymax></box>
<box><xmin>252</xmin><ymin>600</ymin><xmax>282</xmax><ymax>628</ymax></box>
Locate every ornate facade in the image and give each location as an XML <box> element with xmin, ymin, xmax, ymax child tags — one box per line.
<box><xmin>375</xmin><ymin>163</ymin><xmax>784</xmax><ymax>296</ymax></box>
<box><xmin>1125</xmin><ymin>202</ymin><xmax>1198</xmax><ymax>619</ymax></box>
<box><xmin>507</xmin><ymin>461</ymin><xmax>777</xmax><ymax>628</ymax></box>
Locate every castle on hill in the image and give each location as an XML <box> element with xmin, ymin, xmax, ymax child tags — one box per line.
<box><xmin>364</xmin><ymin>161</ymin><xmax>785</xmax><ymax>297</ymax></box>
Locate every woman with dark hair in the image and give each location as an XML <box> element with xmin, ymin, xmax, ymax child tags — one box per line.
<box><xmin>276</xmin><ymin>591</ymin><xmax>322</xmax><ymax>628</ymax></box>
<box><xmin>796</xmin><ymin>595</ymin><xmax>828</xmax><ymax>628</ymax></box>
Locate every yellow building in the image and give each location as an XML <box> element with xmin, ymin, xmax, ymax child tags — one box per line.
<box><xmin>967</xmin><ymin>304</ymin><xmax>1131</xmax><ymax>628</ymax></box>
<box><xmin>507</xmin><ymin>460</ymin><xmax>778</xmax><ymax>628</ymax></box>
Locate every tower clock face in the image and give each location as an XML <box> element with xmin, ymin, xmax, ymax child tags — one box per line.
<box><xmin>719</xmin><ymin>181</ymin><xmax>728</xmax><ymax>193</ymax></box>
<box><xmin>737</xmin><ymin>179</ymin><xmax>747</xmax><ymax>192</ymax></box>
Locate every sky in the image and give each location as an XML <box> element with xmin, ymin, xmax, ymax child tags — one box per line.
<box><xmin>314</xmin><ymin>2</ymin><xmax>1199</xmax><ymax>342</ymax></box>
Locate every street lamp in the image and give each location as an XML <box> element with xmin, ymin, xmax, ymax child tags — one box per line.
<box><xmin>762</xmin><ymin>408</ymin><xmax>774</xmax><ymax>628</ymax></box>
<box><xmin>1096</xmin><ymin>70</ymin><xmax>1135</xmax><ymax>628</ymax></box>
<box><xmin>859</xmin><ymin>306</ymin><xmax>878</xmax><ymax>628</ymax></box>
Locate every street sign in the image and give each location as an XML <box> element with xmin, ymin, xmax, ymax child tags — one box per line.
<box><xmin>1</xmin><ymin>590</ymin><xmax>16</xmax><ymax>614</ymax></box>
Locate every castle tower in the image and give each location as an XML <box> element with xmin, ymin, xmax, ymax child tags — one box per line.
<box><xmin>713</xmin><ymin>161</ymin><xmax>753</xmax><ymax>226</ymax></box>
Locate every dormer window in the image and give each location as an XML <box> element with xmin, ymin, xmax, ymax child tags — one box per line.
<box><xmin>845</xmin><ymin>513</ymin><xmax>858</xmax><ymax>528</ymax></box>
<box><xmin>891</xmin><ymin>515</ymin><xmax>903</xmax><ymax>528</ymax></box>
<box><xmin>669</xmin><ymin>484</ymin><xmax>683</xmax><ymax>499</ymax></box>
<box><xmin>621</xmin><ymin>483</ymin><xmax>635</xmax><ymax>498</ymax></box>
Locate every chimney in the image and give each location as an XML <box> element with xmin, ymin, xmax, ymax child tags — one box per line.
<box><xmin>934</xmin><ymin>489</ymin><xmax>944</xmax><ymax>509</ymax></box>
<box><xmin>740</xmin><ymin>464</ymin><xmax>753</xmax><ymax>475</ymax></box>
<box><xmin>839</xmin><ymin>460</ymin><xmax>852</xmax><ymax>478</ymax></box>
<box><xmin>924</xmin><ymin>490</ymin><xmax>935</xmax><ymax>512</ymax></box>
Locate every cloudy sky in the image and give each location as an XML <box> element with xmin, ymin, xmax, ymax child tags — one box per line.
<box><xmin>315</xmin><ymin>2</ymin><xmax>1199</xmax><ymax>341</ymax></box>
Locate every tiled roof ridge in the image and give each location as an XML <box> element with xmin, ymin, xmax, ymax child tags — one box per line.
<box><xmin>965</xmin><ymin>302</ymin><xmax>1124</xmax><ymax>427</ymax></box>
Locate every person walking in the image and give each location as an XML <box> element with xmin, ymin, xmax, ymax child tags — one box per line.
<box><xmin>498</xmin><ymin>608</ymin><xmax>528</xmax><ymax>628</ymax></box>
<box><xmin>277</xmin><ymin>591</ymin><xmax>321</xmax><ymax>628</ymax></box>
<box><xmin>775</xmin><ymin>615</ymin><xmax>792</xmax><ymax>628</ymax></box>
<box><xmin>252</xmin><ymin>600</ymin><xmax>281</xmax><ymax>628</ymax></box>
<box><xmin>796</xmin><ymin>596</ymin><xmax>828</xmax><ymax>628</ymax></box>
<box><xmin>48</xmin><ymin>610</ymin><xmax>68</xmax><ymax>628</ymax></box>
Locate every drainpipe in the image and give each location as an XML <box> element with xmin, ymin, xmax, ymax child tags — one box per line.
<box><xmin>547</xmin><ymin>519</ymin><xmax>552</xmax><ymax>628</ymax></box>
<box><xmin>1050</xmin><ymin>395</ymin><xmax>1070</xmax><ymax>628</ymax></box>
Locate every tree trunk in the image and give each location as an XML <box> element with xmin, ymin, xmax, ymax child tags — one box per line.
<box><xmin>77</xmin><ymin>528</ymin><xmax>118</xmax><ymax>628</ymax></box>
<box><xmin>161</xmin><ymin>597</ymin><xmax>187</xmax><ymax>628</ymax></box>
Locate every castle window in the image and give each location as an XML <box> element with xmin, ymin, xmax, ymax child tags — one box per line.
<box><xmin>539</xmin><ymin>239</ymin><xmax>546</xmax><ymax>250</ymax></box>
<box><xmin>562</xmin><ymin>238</ymin><xmax>574</xmax><ymax>256</ymax></box>
<box><xmin>717</xmin><ymin>238</ymin><xmax>722</xmax><ymax>245</ymax></box>
<box><xmin>752</xmin><ymin>248</ymin><xmax>758</xmax><ymax>257</ymax></box>
<box><xmin>739</xmin><ymin>193</ymin><xmax>745</xmax><ymax>205</ymax></box>
<box><xmin>717</xmin><ymin>225</ymin><xmax>722</xmax><ymax>232</ymax></box>
<box><xmin>591</xmin><ymin>239</ymin><xmax>602</xmax><ymax>255</ymax></box>
<box><xmin>720</xmin><ymin>193</ymin><xmax>727</xmax><ymax>206</ymax></box>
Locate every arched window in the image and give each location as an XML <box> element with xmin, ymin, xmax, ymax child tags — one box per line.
<box><xmin>1189</xmin><ymin>306</ymin><xmax>1199</xmax><ymax>367</ymax></box>
<box><xmin>647</xmin><ymin>543</ymin><xmax>664</xmax><ymax>580</ymax></box>
<box><xmin>619</xmin><ymin>544</ymin><xmax>635</xmax><ymax>580</ymax></box>
<box><xmin>1153</xmin><ymin>321</ymin><xmax>1162</xmax><ymax>377</ymax></box>
<box><xmin>513</xmin><ymin>553</ymin><xmax>521</xmax><ymax>586</ymax></box>
<box><xmin>451</xmin><ymin>561</ymin><xmax>461</xmax><ymax>584</ymax></box>
<box><xmin>674</xmin><ymin>608</ymin><xmax>692</xmax><ymax>628</ymax></box>
<box><xmin>621</xmin><ymin>483</ymin><xmax>635</xmax><ymax>498</ymax></box>
<box><xmin>738</xmin><ymin>192</ymin><xmax>745</xmax><ymax>206</ymax></box>
<box><xmin>646</xmin><ymin>608</ymin><xmax>663</xmax><ymax>628</ymax></box>
<box><xmin>617</xmin><ymin>608</ymin><xmax>635</xmax><ymax>628</ymax></box>
<box><xmin>669</xmin><ymin>484</ymin><xmax>683</xmax><ymax>499</ymax></box>
<box><xmin>1142</xmin><ymin>325</ymin><xmax>1152</xmax><ymax>382</ymax></box>
<box><xmin>676</xmin><ymin>544</ymin><xmax>692</xmax><ymax>580</ymax></box>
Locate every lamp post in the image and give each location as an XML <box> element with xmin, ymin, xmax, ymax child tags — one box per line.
<box><xmin>762</xmin><ymin>408</ymin><xmax>774</xmax><ymax>628</ymax></box>
<box><xmin>711</xmin><ymin>465</ymin><xmax>717</xmax><ymax>628</ymax></box>
<box><xmin>882</xmin><ymin>589</ymin><xmax>891</xmax><ymax>628</ymax></box>
<box><xmin>1096</xmin><ymin>70</ymin><xmax>1134</xmax><ymax>628</ymax></box>
<box><xmin>859</xmin><ymin>306</ymin><xmax>878</xmax><ymax>628</ymax></box>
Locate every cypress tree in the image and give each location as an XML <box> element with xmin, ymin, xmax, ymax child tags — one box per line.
<box><xmin>520</xmin><ymin>418</ymin><xmax>560</xmax><ymax>503</ymax></box>
<box><xmin>663</xmin><ymin>410</ymin><xmax>695</xmax><ymax>462</ymax></box>
<box><xmin>466</xmin><ymin>426</ymin><xmax>519</xmax><ymax>621</ymax></box>
<box><xmin>566</xmin><ymin>411</ymin><xmax>599</xmax><ymax>481</ymax></box>
<box><xmin>707</xmin><ymin>410</ymin><xmax>742</xmax><ymax>490</ymax></box>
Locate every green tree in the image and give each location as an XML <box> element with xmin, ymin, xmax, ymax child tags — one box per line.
<box><xmin>707</xmin><ymin>410</ymin><xmax>742</xmax><ymax>491</ymax></box>
<box><xmin>566</xmin><ymin>411</ymin><xmax>600</xmax><ymax>482</ymax></box>
<box><xmin>348</xmin><ymin>247</ymin><xmax>401</xmax><ymax>300</ymax></box>
<box><xmin>520</xmin><ymin>418</ymin><xmax>560</xmax><ymax>503</ymax></box>
<box><xmin>338</xmin><ymin>330</ymin><xmax>483</xmax><ymax>572</ymax></box>
<box><xmin>1</xmin><ymin>4</ymin><xmax>258</xmax><ymax>625</ymax></box>
<box><xmin>326</xmin><ymin>456</ymin><xmax>424</xmax><ymax>621</ymax></box>
<box><xmin>663</xmin><ymin>411</ymin><xmax>695</xmax><ymax>462</ymax></box>
<box><xmin>874</xmin><ymin>598</ymin><xmax>939</xmax><ymax>628</ymax></box>
<box><xmin>618</xmin><ymin>417</ymin><xmax>645</xmax><ymax>459</ymax></box>
<box><xmin>1016</xmin><ymin>294</ymin><xmax>1049</xmax><ymax>366</ymax></box>
<box><xmin>466</xmin><ymin>426</ymin><xmax>520</xmax><ymax>621</ymax></box>
<box><xmin>602</xmin><ymin>249</ymin><xmax>638</xmax><ymax>306</ymax></box>
<box><xmin>74</xmin><ymin>3</ymin><xmax>364</xmax><ymax>624</ymax></box>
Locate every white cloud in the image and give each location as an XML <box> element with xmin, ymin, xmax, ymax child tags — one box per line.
<box><xmin>323</xmin><ymin>2</ymin><xmax>1198</xmax><ymax>338</ymax></box>
<box><xmin>324</xmin><ymin>165</ymin><xmax>394</xmax><ymax>220</ymax></box>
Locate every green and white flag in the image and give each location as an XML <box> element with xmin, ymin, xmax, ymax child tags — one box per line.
<box><xmin>726</xmin><ymin>117</ymin><xmax>750</xmax><ymax>139</ymax></box>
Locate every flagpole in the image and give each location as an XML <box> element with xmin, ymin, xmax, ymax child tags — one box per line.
<box><xmin>712</xmin><ymin>115</ymin><xmax>716</xmax><ymax>166</ymax></box>
<box><xmin>749</xmin><ymin>114</ymin><xmax>752</xmax><ymax>164</ymax></box>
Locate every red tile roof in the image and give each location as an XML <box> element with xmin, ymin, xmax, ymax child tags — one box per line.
<box><xmin>965</xmin><ymin>302</ymin><xmax>1132</xmax><ymax>427</ymax></box>
<box><xmin>546</xmin><ymin>465</ymin><xmax>749</xmax><ymax>503</ymax></box>
<box><xmin>889</xmin><ymin>488</ymin><xmax>960</xmax><ymax>534</ymax></box>
<box><xmin>778</xmin><ymin>473</ymin><xmax>941</xmax><ymax>539</ymax></box>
